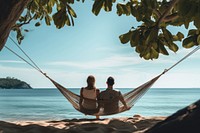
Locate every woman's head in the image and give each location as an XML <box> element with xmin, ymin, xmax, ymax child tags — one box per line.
<box><xmin>87</xmin><ymin>75</ymin><xmax>95</xmax><ymax>87</ymax></box>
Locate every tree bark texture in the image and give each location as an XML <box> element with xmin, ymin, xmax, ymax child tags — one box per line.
<box><xmin>0</xmin><ymin>0</ymin><xmax>30</xmax><ymax>50</ymax></box>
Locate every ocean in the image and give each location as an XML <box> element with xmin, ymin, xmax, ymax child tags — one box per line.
<box><xmin>0</xmin><ymin>88</ymin><xmax>199</xmax><ymax>121</ymax></box>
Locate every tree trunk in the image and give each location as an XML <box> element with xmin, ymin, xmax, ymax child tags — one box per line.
<box><xmin>0</xmin><ymin>0</ymin><xmax>30</xmax><ymax>50</ymax></box>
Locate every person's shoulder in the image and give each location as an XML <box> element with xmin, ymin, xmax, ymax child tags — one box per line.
<box><xmin>100</xmin><ymin>90</ymin><xmax>106</xmax><ymax>94</ymax></box>
<box><xmin>113</xmin><ymin>89</ymin><xmax>122</xmax><ymax>95</ymax></box>
<box><xmin>96</xmin><ymin>88</ymin><xmax>100</xmax><ymax>93</ymax></box>
<box><xmin>113</xmin><ymin>89</ymin><xmax>120</xmax><ymax>93</ymax></box>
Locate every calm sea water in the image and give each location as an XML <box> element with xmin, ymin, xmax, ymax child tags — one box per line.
<box><xmin>0</xmin><ymin>88</ymin><xmax>199</xmax><ymax>121</ymax></box>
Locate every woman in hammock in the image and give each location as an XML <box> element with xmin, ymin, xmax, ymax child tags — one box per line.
<box><xmin>79</xmin><ymin>75</ymin><xmax>100</xmax><ymax>119</ymax></box>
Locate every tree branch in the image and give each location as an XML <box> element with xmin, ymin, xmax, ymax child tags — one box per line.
<box><xmin>157</xmin><ymin>0</ymin><xmax>179</xmax><ymax>27</ymax></box>
<box><xmin>12</xmin><ymin>17</ymin><xmax>34</xmax><ymax>29</ymax></box>
<box><xmin>0</xmin><ymin>0</ymin><xmax>31</xmax><ymax>50</ymax></box>
<box><xmin>163</xmin><ymin>13</ymin><xmax>179</xmax><ymax>22</ymax></box>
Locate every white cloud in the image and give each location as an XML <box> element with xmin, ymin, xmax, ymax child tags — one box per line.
<box><xmin>47</xmin><ymin>54</ymin><xmax>176</xmax><ymax>70</ymax></box>
<box><xmin>1</xmin><ymin>61</ymin><xmax>200</xmax><ymax>88</ymax></box>
<box><xmin>1</xmin><ymin>50</ymin><xmax>200</xmax><ymax>88</ymax></box>
<box><xmin>0</xmin><ymin>60</ymin><xmax>25</xmax><ymax>64</ymax></box>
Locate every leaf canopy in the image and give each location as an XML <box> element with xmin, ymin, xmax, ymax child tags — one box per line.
<box><xmin>14</xmin><ymin>0</ymin><xmax>200</xmax><ymax>60</ymax></box>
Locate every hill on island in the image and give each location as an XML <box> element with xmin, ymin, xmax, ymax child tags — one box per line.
<box><xmin>0</xmin><ymin>77</ymin><xmax>32</xmax><ymax>89</ymax></box>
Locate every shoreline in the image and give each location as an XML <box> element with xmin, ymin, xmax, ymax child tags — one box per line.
<box><xmin>0</xmin><ymin>115</ymin><xmax>166</xmax><ymax>133</ymax></box>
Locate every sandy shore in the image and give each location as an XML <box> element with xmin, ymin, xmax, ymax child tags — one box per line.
<box><xmin>0</xmin><ymin>115</ymin><xmax>166</xmax><ymax>133</ymax></box>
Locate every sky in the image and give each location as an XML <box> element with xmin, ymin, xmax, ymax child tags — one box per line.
<box><xmin>1</xmin><ymin>1</ymin><xmax>200</xmax><ymax>88</ymax></box>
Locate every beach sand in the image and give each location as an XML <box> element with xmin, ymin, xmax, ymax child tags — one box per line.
<box><xmin>0</xmin><ymin>115</ymin><xmax>166</xmax><ymax>133</ymax></box>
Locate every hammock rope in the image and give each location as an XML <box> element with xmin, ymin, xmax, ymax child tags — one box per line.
<box><xmin>4</xmin><ymin>36</ymin><xmax>200</xmax><ymax>116</ymax></box>
<box><xmin>162</xmin><ymin>46</ymin><xmax>200</xmax><ymax>74</ymax></box>
<box><xmin>8</xmin><ymin>36</ymin><xmax>43</xmax><ymax>72</ymax></box>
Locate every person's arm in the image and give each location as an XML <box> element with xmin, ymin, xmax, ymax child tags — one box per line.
<box><xmin>97</xmin><ymin>91</ymin><xmax>104</xmax><ymax>109</ymax></box>
<box><xmin>96</xmin><ymin>89</ymin><xmax>101</xmax><ymax>109</ymax></box>
<box><xmin>96</xmin><ymin>89</ymin><xmax>100</xmax><ymax>97</ymax></box>
<box><xmin>119</xmin><ymin>91</ymin><xmax>129</xmax><ymax>109</ymax></box>
<box><xmin>79</xmin><ymin>87</ymin><xmax>84</xmax><ymax>107</ymax></box>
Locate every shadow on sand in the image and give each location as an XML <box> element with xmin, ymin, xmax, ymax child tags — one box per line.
<box><xmin>0</xmin><ymin>117</ymin><xmax>163</xmax><ymax>133</ymax></box>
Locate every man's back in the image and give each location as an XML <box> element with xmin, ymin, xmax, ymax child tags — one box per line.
<box><xmin>99</xmin><ymin>89</ymin><xmax>121</xmax><ymax>114</ymax></box>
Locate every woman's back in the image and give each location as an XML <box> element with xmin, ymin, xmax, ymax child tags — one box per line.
<box><xmin>82</xmin><ymin>88</ymin><xmax>96</xmax><ymax>99</ymax></box>
<box><xmin>81</xmin><ymin>87</ymin><xmax>98</xmax><ymax>109</ymax></box>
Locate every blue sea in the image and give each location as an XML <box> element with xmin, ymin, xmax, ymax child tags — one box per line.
<box><xmin>0</xmin><ymin>88</ymin><xmax>199</xmax><ymax>121</ymax></box>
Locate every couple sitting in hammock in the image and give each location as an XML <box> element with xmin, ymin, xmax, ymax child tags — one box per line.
<box><xmin>79</xmin><ymin>75</ymin><xmax>129</xmax><ymax>119</ymax></box>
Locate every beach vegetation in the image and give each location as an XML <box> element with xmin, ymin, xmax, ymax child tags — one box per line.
<box><xmin>0</xmin><ymin>77</ymin><xmax>32</xmax><ymax>89</ymax></box>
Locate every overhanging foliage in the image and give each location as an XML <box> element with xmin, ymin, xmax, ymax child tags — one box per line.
<box><xmin>13</xmin><ymin>0</ymin><xmax>200</xmax><ymax>60</ymax></box>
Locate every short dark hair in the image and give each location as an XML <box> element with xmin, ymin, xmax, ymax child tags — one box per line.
<box><xmin>107</xmin><ymin>76</ymin><xmax>114</xmax><ymax>86</ymax></box>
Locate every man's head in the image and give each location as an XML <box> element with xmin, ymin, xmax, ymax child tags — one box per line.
<box><xmin>107</xmin><ymin>76</ymin><xmax>114</xmax><ymax>86</ymax></box>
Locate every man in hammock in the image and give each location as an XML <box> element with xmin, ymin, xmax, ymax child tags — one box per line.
<box><xmin>98</xmin><ymin>76</ymin><xmax>129</xmax><ymax>114</ymax></box>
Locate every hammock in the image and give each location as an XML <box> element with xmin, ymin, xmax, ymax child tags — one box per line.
<box><xmin>45</xmin><ymin>73</ymin><xmax>161</xmax><ymax>116</ymax></box>
<box><xmin>5</xmin><ymin>37</ymin><xmax>200</xmax><ymax>116</ymax></box>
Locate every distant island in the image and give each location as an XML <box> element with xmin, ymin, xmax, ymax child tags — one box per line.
<box><xmin>0</xmin><ymin>77</ymin><xmax>32</xmax><ymax>89</ymax></box>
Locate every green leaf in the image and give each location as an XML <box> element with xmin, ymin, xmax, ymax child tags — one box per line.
<box><xmin>92</xmin><ymin>0</ymin><xmax>104</xmax><ymax>16</ymax></box>
<box><xmin>16</xmin><ymin>28</ymin><xmax>24</xmax><ymax>44</ymax></box>
<box><xmin>130</xmin><ymin>6</ymin><xmax>137</xmax><ymax>17</ymax></box>
<box><xmin>45</xmin><ymin>15</ymin><xmax>51</xmax><ymax>26</ymax></box>
<box><xmin>52</xmin><ymin>9</ymin><xmax>67</xmax><ymax>29</ymax></box>
<box><xmin>47</xmin><ymin>4</ymin><xmax>52</xmax><ymax>13</ymax></box>
<box><xmin>104</xmin><ymin>0</ymin><xmax>112</xmax><ymax>12</ymax></box>
<box><xmin>66</xmin><ymin>0</ymin><xmax>74</xmax><ymax>4</ymax></box>
<box><xmin>130</xmin><ymin>30</ymin><xmax>140</xmax><ymax>47</ymax></box>
<box><xmin>18</xmin><ymin>16</ymin><xmax>25</xmax><ymax>22</ymax></box>
<box><xmin>136</xmin><ymin>45</ymin><xmax>144</xmax><ymax>54</ymax></box>
<box><xmin>116</xmin><ymin>3</ymin><xmax>131</xmax><ymax>16</ymax></box>
<box><xmin>194</xmin><ymin>17</ymin><xmax>200</xmax><ymax>29</ymax></box>
<box><xmin>39</xmin><ymin>0</ymin><xmax>48</xmax><ymax>6</ymax></box>
<box><xmin>176</xmin><ymin>32</ymin><xmax>184</xmax><ymax>41</ymax></box>
<box><xmin>35</xmin><ymin>22</ymin><xmax>41</xmax><ymax>27</ymax></box>
<box><xmin>169</xmin><ymin>43</ymin><xmax>178</xmax><ymax>52</ymax></box>
<box><xmin>48</xmin><ymin>0</ymin><xmax>56</xmax><ymax>7</ymax></box>
<box><xmin>119</xmin><ymin>31</ymin><xmax>132</xmax><ymax>44</ymax></box>
<box><xmin>177</xmin><ymin>0</ymin><xmax>193</xmax><ymax>22</ymax></box>
<box><xmin>146</xmin><ymin>28</ymin><xmax>158</xmax><ymax>44</ymax></box>
<box><xmin>188</xmin><ymin>29</ymin><xmax>197</xmax><ymax>36</ymax></box>
<box><xmin>172</xmin><ymin>35</ymin><xmax>179</xmax><ymax>41</ymax></box>
<box><xmin>68</xmin><ymin>13</ymin><xmax>74</xmax><ymax>26</ymax></box>
<box><xmin>184</xmin><ymin>20</ymin><xmax>190</xmax><ymax>29</ymax></box>
<box><xmin>151</xmin><ymin>47</ymin><xmax>159</xmax><ymax>59</ymax></box>
<box><xmin>183</xmin><ymin>36</ymin><xmax>196</xmax><ymax>48</ymax></box>
<box><xmin>65</xmin><ymin>14</ymin><xmax>71</xmax><ymax>26</ymax></box>
<box><xmin>143</xmin><ymin>53</ymin><xmax>150</xmax><ymax>60</ymax></box>
<box><xmin>152</xmin><ymin>42</ymin><xmax>158</xmax><ymax>50</ymax></box>
<box><xmin>24</xmin><ymin>29</ymin><xmax>29</xmax><ymax>32</ymax></box>
<box><xmin>162</xmin><ymin>28</ymin><xmax>173</xmax><ymax>43</ymax></box>
<box><xmin>158</xmin><ymin>39</ymin><xmax>169</xmax><ymax>55</ymax></box>
<box><xmin>197</xmin><ymin>35</ymin><xmax>200</xmax><ymax>44</ymax></box>
<box><xmin>67</xmin><ymin>5</ymin><xmax>77</xmax><ymax>18</ymax></box>
<box><xmin>117</xmin><ymin>4</ymin><xmax>123</xmax><ymax>16</ymax></box>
